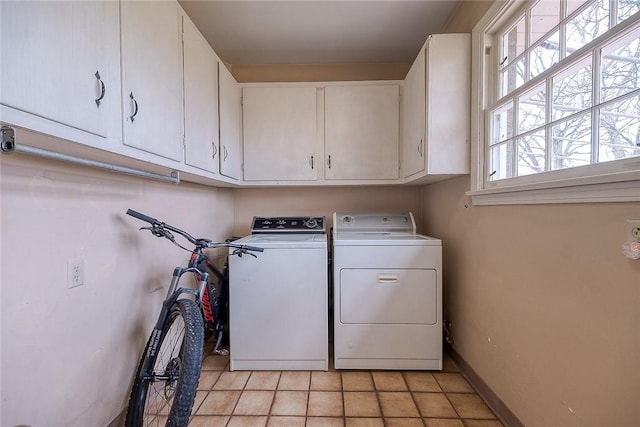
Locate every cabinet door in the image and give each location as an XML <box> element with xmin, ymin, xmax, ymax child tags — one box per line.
<box><xmin>1</xmin><ymin>1</ymin><xmax>108</xmax><ymax>136</ymax></box>
<box><xmin>219</xmin><ymin>64</ymin><xmax>242</xmax><ymax>180</ymax></box>
<box><xmin>325</xmin><ymin>85</ymin><xmax>399</xmax><ymax>180</ymax></box>
<box><xmin>121</xmin><ymin>1</ymin><xmax>183</xmax><ymax>161</ymax></box>
<box><xmin>402</xmin><ymin>48</ymin><xmax>427</xmax><ymax>178</ymax></box>
<box><xmin>426</xmin><ymin>34</ymin><xmax>470</xmax><ymax>174</ymax></box>
<box><xmin>243</xmin><ymin>87</ymin><xmax>318</xmax><ymax>181</ymax></box>
<box><xmin>183</xmin><ymin>14</ymin><xmax>218</xmax><ymax>173</ymax></box>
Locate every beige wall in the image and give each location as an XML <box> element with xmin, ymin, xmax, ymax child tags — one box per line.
<box><xmin>428</xmin><ymin>2</ymin><xmax>640</xmax><ymax>426</ymax></box>
<box><xmin>422</xmin><ymin>177</ymin><xmax>640</xmax><ymax>427</ymax></box>
<box><xmin>1</xmin><ymin>152</ymin><xmax>233</xmax><ymax>426</ymax></box>
<box><xmin>233</xmin><ymin>186</ymin><xmax>423</xmax><ymax>236</ymax></box>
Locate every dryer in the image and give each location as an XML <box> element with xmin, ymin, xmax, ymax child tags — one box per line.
<box><xmin>332</xmin><ymin>212</ymin><xmax>442</xmax><ymax>370</ymax></box>
<box><xmin>229</xmin><ymin>216</ymin><xmax>328</xmax><ymax>370</ymax></box>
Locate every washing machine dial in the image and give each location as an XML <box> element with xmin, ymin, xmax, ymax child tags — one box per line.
<box><xmin>305</xmin><ymin>218</ymin><xmax>318</xmax><ymax>229</ymax></box>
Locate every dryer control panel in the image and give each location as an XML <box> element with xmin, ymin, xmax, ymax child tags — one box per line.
<box><xmin>334</xmin><ymin>212</ymin><xmax>416</xmax><ymax>233</ymax></box>
<box><xmin>251</xmin><ymin>216</ymin><xmax>326</xmax><ymax>234</ymax></box>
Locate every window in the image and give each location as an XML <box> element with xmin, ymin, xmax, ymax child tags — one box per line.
<box><xmin>470</xmin><ymin>0</ymin><xmax>640</xmax><ymax>204</ymax></box>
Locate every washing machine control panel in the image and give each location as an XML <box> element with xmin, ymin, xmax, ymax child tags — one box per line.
<box><xmin>251</xmin><ymin>216</ymin><xmax>326</xmax><ymax>234</ymax></box>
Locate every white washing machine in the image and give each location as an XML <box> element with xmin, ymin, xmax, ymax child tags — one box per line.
<box><xmin>332</xmin><ymin>212</ymin><xmax>442</xmax><ymax>370</ymax></box>
<box><xmin>229</xmin><ymin>216</ymin><xmax>328</xmax><ymax>370</ymax></box>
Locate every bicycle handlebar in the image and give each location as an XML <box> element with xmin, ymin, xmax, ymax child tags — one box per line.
<box><xmin>126</xmin><ymin>209</ymin><xmax>263</xmax><ymax>253</ymax></box>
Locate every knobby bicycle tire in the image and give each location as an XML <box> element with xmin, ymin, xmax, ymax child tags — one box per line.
<box><xmin>125</xmin><ymin>299</ymin><xmax>204</xmax><ymax>427</ymax></box>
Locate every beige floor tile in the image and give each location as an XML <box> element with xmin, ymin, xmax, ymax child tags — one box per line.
<box><xmin>307</xmin><ymin>391</ymin><xmax>344</xmax><ymax>417</ymax></box>
<box><xmin>311</xmin><ymin>371</ymin><xmax>342</xmax><ymax>391</ymax></box>
<box><xmin>413</xmin><ymin>393</ymin><xmax>457</xmax><ymax>418</ymax></box>
<box><xmin>342</xmin><ymin>372</ymin><xmax>375</xmax><ymax>391</ymax></box>
<box><xmin>344</xmin><ymin>391</ymin><xmax>381</xmax><ymax>417</ymax></box>
<box><xmin>198</xmin><ymin>371</ymin><xmax>222</xmax><ymax>390</ymax></box>
<box><xmin>306</xmin><ymin>417</ymin><xmax>345</xmax><ymax>427</ymax></box>
<box><xmin>198</xmin><ymin>390</ymin><xmax>242</xmax><ymax>415</ymax></box>
<box><xmin>214</xmin><ymin>371</ymin><xmax>251</xmax><ymax>390</ymax></box>
<box><xmin>447</xmin><ymin>394</ymin><xmax>495</xmax><ymax>419</ymax></box>
<box><xmin>246</xmin><ymin>371</ymin><xmax>281</xmax><ymax>390</ymax></box>
<box><xmin>278</xmin><ymin>371</ymin><xmax>311</xmax><ymax>390</ymax></box>
<box><xmin>266</xmin><ymin>416</ymin><xmax>306</xmax><ymax>427</ymax></box>
<box><xmin>345</xmin><ymin>418</ymin><xmax>385</xmax><ymax>427</ymax></box>
<box><xmin>202</xmin><ymin>354</ymin><xmax>230</xmax><ymax>370</ymax></box>
<box><xmin>385</xmin><ymin>418</ymin><xmax>426</xmax><ymax>427</ymax></box>
<box><xmin>372</xmin><ymin>372</ymin><xmax>408</xmax><ymax>391</ymax></box>
<box><xmin>462</xmin><ymin>420</ymin><xmax>505</xmax><ymax>427</ymax></box>
<box><xmin>423</xmin><ymin>419</ymin><xmax>464</xmax><ymax>427</ymax></box>
<box><xmin>433</xmin><ymin>373</ymin><xmax>474</xmax><ymax>393</ymax></box>
<box><xmin>233</xmin><ymin>390</ymin><xmax>275</xmax><ymax>415</ymax></box>
<box><xmin>378</xmin><ymin>392</ymin><xmax>420</xmax><ymax>417</ymax></box>
<box><xmin>189</xmin><ymin>415</ymin><xmax>230</xmax><ymax>427</ymax></box>
<box><xmin>404</xmin><ymin>373</ymin><xmax>441</xmax><ymax>392</ymax></box>
<box><xmin>192</xmin><ymin>390</ymin><xmax>210</xmax><ymax>414</ymax></box>
<box><xmin>226</xmin><ymin>415</ymin><xmax>268</xmax><ymax>427</ymax></box>
<box><xmin>271</xmin><ymin>391</ymin><xmax>309</xmax><ymax>416</ymax></box>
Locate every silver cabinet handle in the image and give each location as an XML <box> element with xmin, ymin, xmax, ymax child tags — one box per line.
<box><xmin>418</xmin><ymin>138</ymin><xmax>423</xmax><ymax>156</ymax></box>
<box><xmin>377</xmin><ymin>274</ymin><xmax>399</xmax><ymax>283</ymax></box>
<box><xmin>212</xmin><ymin>142</ymin><xmax>218</xmax><ymax>160</ymax></box>
<box><xmin>310</xmin><ymin>155</ymin><xmax>314</xmax><ymax>169</ymax></box>
<box><xmin>327</xmin><ymin>155</ymin><xmax>332</xmax><ymax>169</ymax></box>
<box><xmin>129</xmin><ymin>92</ymin><xmax>139</xmax><ymax>122</ymax></box>
<box><xmin>94</xmin><ymin>71</ymin><xmax>105</xmax><ymax>107</ymax></box>
<box><xmin>223</xmin><ymin>145</ymin><xmax>228</xmax><ymax>161</ymax></box>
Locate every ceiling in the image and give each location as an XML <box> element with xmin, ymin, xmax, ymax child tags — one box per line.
<box><xmin>178</xmin><ymin>1</ymin><xmax>460</xmax><ymax>66</ymax></box>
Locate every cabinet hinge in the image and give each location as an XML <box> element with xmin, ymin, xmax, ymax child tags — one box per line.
<box><xmin>1</xmin><ymin>126</ymin><xmax>16</xmax><ymax>152</ymax></box>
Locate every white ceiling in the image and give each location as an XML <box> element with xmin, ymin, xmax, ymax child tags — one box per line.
<box><xmin>178</xmin><ymin>1</ymin><xmax>460</xmax><ymax>65</ymax></box>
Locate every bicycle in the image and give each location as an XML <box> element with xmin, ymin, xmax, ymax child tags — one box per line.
<box><xmin>123</xmin><ymin>209</ymin><xmax>263</xmax><ymax>427</ymax></box>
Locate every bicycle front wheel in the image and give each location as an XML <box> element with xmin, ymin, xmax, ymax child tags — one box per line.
<box><xmin>125</xmin><ymin>299</ymin><xmax>204</xmax><ymax>427</ymax></box>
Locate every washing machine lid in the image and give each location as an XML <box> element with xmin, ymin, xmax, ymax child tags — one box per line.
<box><xmin>332</xmin><ymin>232</ymin><xmax>441</xmax><ymax>246</ymax></box>
<box><xmin>233</xmin><ymin>233</ymin><xmax>327</xmax><ymax>249</ymax></box>
<box><xmin>333</xmin><ymin>212</ymin><xmax>416</xmax><ymax>233</ymax></box>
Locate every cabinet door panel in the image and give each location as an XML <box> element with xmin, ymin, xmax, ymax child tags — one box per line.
<box><xmin>219</xmin><ymin>64</ymin><xmax>241</xmax><ymax>179</ymax></box>
<box><xmin>325</xmin><ymin>85</ymin><xmax>399</xmax><ymax>180</ymax></box>
<box><xmin>121</xmin><ymin>1</ymin><xmax>182</xmax><ymax>161</ymax></box>
<box><xmin>243</xmin><ymin>87</ymin><xmax>318</xmax><ymax>181</ymax></box>
<box><xmin>183</xmin><ymin>15</ymin><xmax>218</xmax><ymax>173</ymax></box>
<box><xmin>1</xmin><ymin>1</ymin><xmax>107</xmax><ymax>136</ymax></box>
<box><xmin>402</xmin><ymin>48</ymin><xmax>426</xmax><ymax>178</ymax></box>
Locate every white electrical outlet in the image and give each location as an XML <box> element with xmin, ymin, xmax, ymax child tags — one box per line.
<box><xmin>68</xmin><ymin>259</ymin><xmax>85</xmax><ymax>288</ymax></box>
<box><xmin>627</xmin><ymin>220</ymin><xmax>640</xmax><ymax>242</ymax></box>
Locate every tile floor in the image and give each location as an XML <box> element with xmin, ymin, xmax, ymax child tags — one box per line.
<box><xmin>188</xmin><ymin>342</ymin><xmax>504</xmax><ymax>427</ymax></box>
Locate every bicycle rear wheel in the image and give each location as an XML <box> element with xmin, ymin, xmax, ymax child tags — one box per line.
<box><xmin>125</xmin><ymin>299</ymin><xmax>204</xmax><ymax>427</ymax></box>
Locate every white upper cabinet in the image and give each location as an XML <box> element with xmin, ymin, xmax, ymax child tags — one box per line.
<box><xmin>402</xmin><ymin>34</ymin><xmax>471</xmax><ymax>181</ymax></box>
<box><xmin>121</xmin><ymin>1</ymin><xmax>183</xmax><ymax>161</ymax></box>
<box><xmin>0</xmin><ymin>1</ymin><xmax>115</xmax><ymax>140</ymax></box>
<box><xmin>242</xmin><ymin>87</ymin><xmax>319</xmax><ymax>181</ymax></box>
<box><xmin>182</xmin><ymin>13</ymin><xmax>219</xmax><ymax>173</ymax></box>
<box><xmin>325</xmin><ymin>85</ymin><xmax>400</xmax><ymax>180</ymax></box>
<box><xmin>218</xmin><ymin>63</ymin><xmax>242</xmax><ymax>180</ymax></box>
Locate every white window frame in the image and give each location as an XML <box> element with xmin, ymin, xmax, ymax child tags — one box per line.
<box><xmin>468</xmin><ymin>0</ymin><xmax>640</xmax><ymax>205</ymax></box>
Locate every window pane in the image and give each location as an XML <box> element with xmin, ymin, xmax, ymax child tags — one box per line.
<box><xmin>502</xmin><ymin>17</ymin><xmax>526</xmax><ymax>66</ymax></box>
<box><xmin>530</xmin><ymin>0</ymin><xmax>560</xmax><ymax>46</ymax></box>
<box><xmin>601</xmin><ymin>30</ymin><xmax>640</xmax><ymax>102</ymax></box>
<box><xmin>530</xmin><ymin>31</ymin><xmax>560</xmax><ymax>78</ymax></box>
<box><xmin>518</xmin><ymin>85</ymin><xmax>546</xmax><ymax>133</ymax></box>
<box><xmin>552</xmin><ymin>57</ymin><xmax>593</xmax><ymax>121</ymax></box>
<box><xmin>566</xmin><ymin>0</ymin><xmax>610</xmax><ymax>56</ymax></box>
<box><xmin>517</xmin><ymin>130</ymin><xmax>547</xmax><ymax>175</ymax></box>
<box><xmin>567</xmin><ymin>0</ymin><xmax>590</xmax><ymax>17</ymax></box>
<box><xmin>501</xmin><ymin>57</ymin><xmax>526</xmax><ymax>95</ymax></box>
<box><xmin>489</xmin><ymin>140</ymin><xmax>515</xmax><ymax>180</ymax></box>
<box><xmin>599</xmin><ymin>94</ymin><xmax>640</xmax><ymax>161</ymax></box>
<box><xmin>552</xmin><ymin>113</ymin><xmax>592</xmax><ymax>169</ymax></box>
<box><xmin>618</xmin><ymin>0</ymin><xmax>640</xmax><ymax>23</ymax></box>
<box><xmin>491</xmin><ymin>101</ymin><xmax>514</xmax><ymax>145</ymax></box>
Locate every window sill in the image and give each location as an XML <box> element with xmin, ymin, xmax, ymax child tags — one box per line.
<box><xmin>467</xmin><ymin>170</ymin><xmax>640</xmax><ymax>205</ymax></box>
